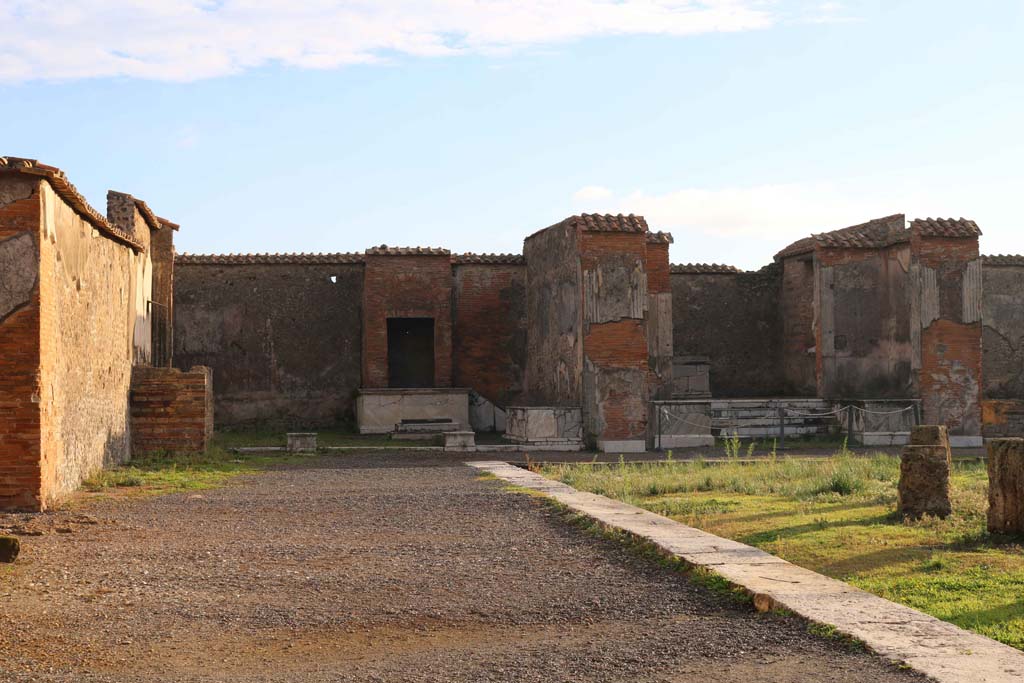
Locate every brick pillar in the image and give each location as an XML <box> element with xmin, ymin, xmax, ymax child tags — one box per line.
<box><xmin>910</xmin><ymin>219</ymin><xmax>983</xmax><ymax>447</ymax></box>
<box><xmin>130</xmin><ymin>366</ymin><xmax>213</xmax><ymax>456</ymax></box>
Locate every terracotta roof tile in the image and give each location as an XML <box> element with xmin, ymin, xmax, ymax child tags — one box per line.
<box><xmin>646</xmin><ymin>231</ymin><xmax>674</xmax><ymax>244</ymax></box>
<box><xmin>571</xmin><ymin>213</ymin><xmax>649</xmax><ymax>233</ymax></box>
<box><xmin>670</xmin><ymin>263</ymin><xmax>742</xmax><ymax>274</ymax></box>
<box><xmin>453</xmin><ymin>253</ymin><xmax>525</xmax><ymax>265</ymax></box>
<box><xmin>176</xmin><ymin>252</ymin><xmax>364</xmax><ymax>265</ymax></box>
<box><xmin>364</xmin><ymin>245</ymin><xmax>451</xmax><ymax>256</ymax></box>
<box><xmin>0</xmin><ymin>156</ymin><xmax>144</xmax><ymax>252</ymax></box>
<box><xmin>157</xmin><ymin>216</ymin><xmax>180</xmax><ymax>231</ymax></box>
<box><xmin>983</xmin><ymin>254</ymin><xmax>1024</xmax><ymax>267</ymax></box>
<box><xmin>910</xmin><ymin>217</ymin><xmax>982</xmax><ymax>238</ymax></box>
<box><xmin>775</xmin><ymin>214</ymin><xmax>907</xmax><ymax>260</ymax></box>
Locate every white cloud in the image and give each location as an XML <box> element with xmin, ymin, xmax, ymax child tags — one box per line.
<box><xmin>572</xmin><ymin>185</ymin><xmax>613</xmax><ymax>202</ymax></box>
<box><xmin>0</xmin><ymin>1</ymin><xmax>822</xmax><ymax>82</ymax></box>
<box><xmin>589</xmin><ymin>177</ymin><xmax>1017</xmax><ymax>249</ymax></box>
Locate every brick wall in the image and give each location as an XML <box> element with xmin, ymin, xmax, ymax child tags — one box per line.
<box><xmin>362</xmin><ymin>254</ymin><xmax>453</xmax><ymax>388</ymax></box>
<box><xmin>130</xmin><ymin>366</ymin><xmax>213</xmax><ymax>454</ymax></box>
<box><xmin>37</xmin><ymin>182</ymin><xmax>144</xmax><ymax>507</ymax></box>
<box><xmin>452</xmin><ymin>263</ymin><xmax>527</xmax><ymax>406</ymax></box>
<box><xmin>0</xmin><ymin>177</ymin><xmax>43</xmax><ymax>510</ymax></box>
<box><xmin>671</xmin><ymin>266</ymin><xmax>783</xmax><ymax>397</ymax></box>
<box><xmin>173</xmin><ymin>261</ymin><xmax>363</xmax><ymax>428</ymax></box>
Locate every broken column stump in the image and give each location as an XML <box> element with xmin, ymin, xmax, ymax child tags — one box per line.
<box><xmin>0</xmin><ymin>535</ymin><xmax>20</xmax><ymax>563</ymax></box>
<box><xmin>987</xmin><ymin>438</ymin><xmax>1024</xmax><ymax>535</ymax></box>
<box><xmin>898</xmin><ymin>428</ymin><xmax>952</xmax><ymax>519</ymax></box>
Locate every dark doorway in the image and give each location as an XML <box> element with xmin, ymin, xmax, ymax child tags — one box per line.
<box><xmin>387</xmin><ymin>318</ymin><xmax>435</xmax><ymax>388</ymax></box>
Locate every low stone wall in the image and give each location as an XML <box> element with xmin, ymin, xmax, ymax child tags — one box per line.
<box><xmin>130</xmin><ymin>366</ymin><xmax>213</xmax><ymax>456</ymax></box>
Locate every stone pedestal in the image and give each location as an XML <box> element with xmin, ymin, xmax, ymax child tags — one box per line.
<box><xmin>898</xmin><ymin>445</ymin><xmax>952</xmax><ymax>519</ymax></box>
<box><xmin>287</xmin><ymin>433</ymin><xmax>317</xmax><ymax>452</ymax></box>
<box><xmin>356</xmin><ymin>388</ymin><xmax>470</xmax><ymax>434</ymax></box>
<box><xmin>987</xmin><ymin>438</ymin><xmax>1024</xmax><ymax>534</ymax></box>
<box><xmin>444</xmin><ymin>431</ymin><xmax>476</xmax><ymax>451</ymax></box>
<box><xmin>505</xmin><ymin>407</ymin><xmax>583</xmax><ymax>450</ymax></box>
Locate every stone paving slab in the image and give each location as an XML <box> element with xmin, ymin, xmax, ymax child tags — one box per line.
<box><xmin>469</xmin><ymin>460</ymin><xmax>1024</xmax><ymax>683</ymax></box>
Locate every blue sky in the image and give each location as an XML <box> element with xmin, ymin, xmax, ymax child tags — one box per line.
<box><xmin>1</xmin><ymin>1</ymin><xmax>1021</xmax><ymax>270</ymax></box>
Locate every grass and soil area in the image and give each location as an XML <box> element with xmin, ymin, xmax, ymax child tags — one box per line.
<box><xmin>540</xmin><ymin>449</ymin><xmax>1024</xmax><ymax>650</ymax></box>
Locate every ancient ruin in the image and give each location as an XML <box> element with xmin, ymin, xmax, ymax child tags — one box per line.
<box><xmin>3</xmin><ymin>156</ymin><xmax>1024</xmax><ymax>509</ymax></box>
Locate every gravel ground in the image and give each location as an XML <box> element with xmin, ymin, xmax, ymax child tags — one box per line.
<box><xmin>0</xmin><ymin>453</ymin><xmax>929</xmax><ymax>682</ymax></box>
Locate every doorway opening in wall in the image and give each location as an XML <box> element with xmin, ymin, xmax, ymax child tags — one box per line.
<box><xmin>387</xmin><ymin>318</ymin><xmax>435</xmax><ymax>388</ymax></box>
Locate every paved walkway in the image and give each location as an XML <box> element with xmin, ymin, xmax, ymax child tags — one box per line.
<box><xmin>0</xmin><ymin>453</ymin><xmax>928</xmax><ymax>682</ymax></box>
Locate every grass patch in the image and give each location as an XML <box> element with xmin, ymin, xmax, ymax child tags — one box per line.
<box><xmin>80</xmin><ymin>444</ymin><xmax>310</xmax><ymax>500</ymax></box>
<box><xmin>540</xmin><ymin>454</ymin><xmax>1024</xmax><ymax>650</ymax></box>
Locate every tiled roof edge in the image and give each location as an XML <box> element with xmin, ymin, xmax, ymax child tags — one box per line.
<box><xmin>0</xmin><ymin>157</ymin><xmax>145</xmax><ymax>252</ymax></box>
<box><xmin>453</xmin><ymin>253</ymin><xmax>525</xmax><ymax>265</ymax></box>
<box><xmin>176</xmin><ymin>252</ymin><xmax>365</xmax><ymax>265</ymax></box>
<box><xmin>670</xmin><ymin>263</ymin><xmax>743</xmax><ymax>274</ymax></box>
<box><xmin>983</xmin><ymin>254</ymin><xmax>1024</xmax><ymax>267</ymax></box>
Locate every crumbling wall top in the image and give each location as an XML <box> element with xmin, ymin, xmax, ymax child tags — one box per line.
<box><xmin>0</xmin><ymin>156</ymin><xmax>144</xmax><ymax>252</ymax></box>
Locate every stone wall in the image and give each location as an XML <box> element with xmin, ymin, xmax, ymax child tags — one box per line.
<box><xmin>816</xmin><ymin>244</ymin><xmax>913</xmax><ymax>398</ymax></box>
<box><xmin>780</xmin><ymin>255</ymin><xmax>817</xmax><ymax>396</ymax></box>
<box><xmin>911</xmin><ymin>229</ymin><xmax>983</xmax><ymax>440</ymax></box>
<box><xmin>0</xmin><ymin>176</ymin><xmax>43</xmax><ymax>510</ymax></box>
<box><xmin>578</xmin><ymin>229</ymin><xmax>650</xmax><ymax>446</ymax></box>
<box><xmin>524</xmin><ymin>221</ymin><xmax>582</xmax><ymax>406</ymax></box>
<box><xmin>671</xmin><ymin>265</ymin><xmax>782</xmax><ymax>397</ymax></box>
<box><xmin>982</xmin><ymin>259</ymin><xmax>1024</xmax><ymax>400</ymax></box>
<box><xmin>37</xmin><ymin>181</ymin><xmax>146</xmax><ymax>506</ymax></box>
<box><xmin>361</xmin><ymin>250</ymin><xmax>453</xmax><ymax>388</ymax></box>
<box><xmin>452</xmin><ymin>261</ymin><xmax>527</xmax><ymax>406</ymax></box>
<box><xmin>645</xmin><ymin>238</ymin><xmax>673</xmax><ymax>400</ymax></box>
<box><xmin>173</xmin><ymin>260</ymin><xmax>364</xmax><ymax>428</ymax></box>
<box><xmin>130</xmin><ymin>366</ymin><xmax>213</xmax><ymax>454</ymax></box>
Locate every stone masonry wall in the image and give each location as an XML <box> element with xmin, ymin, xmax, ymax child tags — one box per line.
<box><xmin>37</xmin><ymin>181</ymin><xmax>144</xmax><ymax>507</ymax></box>
<box><xmin>912</xmin><ymin>234</ymin><xmax>983</xmax><ymax>437</ymax></box>
<box><xmin>780</xmin><ymin>255</ymin><xmax>817</xmax><ymax>396</ymax></box>
<box><xmin>362</xmin><ymin>253</ymin><xmax>453</xmax><ymax>389</ymax></box>
<box><xmin>671</xmin><ymin>265</ymin><xmax>783</xmax><ymax>397</ymax></box>
<box><xmin>173</xmin><ymin>262</ymin><xmax>364</xmax><ymax>428</ymax></box>
<box><xmin>524</xmin><ymin>222</ymin><xmax>582</xmax><ymax>406</ymax></box>
<box><xmin>452</xmin><ymin>263</ymin><xmax>527</xmax><ymax>406</ymax></box>
<box><xmin>579</xmin><ymin>230</ymin><xmax>650</xmax><ymax>444</ymax></box>
<box><xmin>983</xmin><ymin>262</ymin><xmax>1024</xmax><ymax>400</ymax></box>
<box><xmin>130</xmin><ymin>366</ymin><xmax>213</xmax><ymax>455</ymax></box>
<box><xmin>816</xmin><ymin>244</ymin><xmax>913</xmax><ymax>398</ymax></box>
<box><xmin>0</xmin><ymin>176</ymin><xmax>43</xmax><ymax>510</ymax></box>
<box><xmin>645</xmin><ymin>240</ymin><xmax>673</xmax><ymax>400</ymax></box>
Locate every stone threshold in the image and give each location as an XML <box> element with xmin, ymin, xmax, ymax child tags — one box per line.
<box><xmin>467</xmin><ymin>460</ymin><xmax>1024</xmax><ymax>683</ymax></box>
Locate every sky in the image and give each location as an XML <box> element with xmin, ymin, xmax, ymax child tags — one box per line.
<box><xmin>1</xmin><ymin>0</ymin><xmax>1021</xmax><ymax>270</ymax></box>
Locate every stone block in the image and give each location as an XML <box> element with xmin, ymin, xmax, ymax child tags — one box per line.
<box><xmin>287</xmin><ymin>433</ymin><xmax>317</xmax><ymax>452</ymax></box>
<box><xmin>987</xmin><ymin>438</ymin><xmax>1024</xmax><ymax>534</ymax></box>
<box><xmin>444</xmin><ymin>431</ymin><xmax>476</xmax><ymax>451</ymax></box>
<box><xmin>598</xmin><ymin>439</ymin><xmax>647</xmax><ymax>454</ymax></box>
<box><xmin>356</xmin><ymin>388</ymin><xmax>470</xmax><ymax>434</ymax></box>
<box><xmin>506</xmin><ymin>407</ymin><xmax>583</xmax><ymax>444</ymax></box>
<box><xmin>897</xmin><ymin>445</ymin><xmax>952</xmax><ymax>519</ymax></box>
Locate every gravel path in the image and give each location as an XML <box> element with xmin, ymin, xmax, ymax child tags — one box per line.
<box><xmin>0</xmin><ymin>453</ymin><xmax>928</xmax><ymax>682</ymax></box>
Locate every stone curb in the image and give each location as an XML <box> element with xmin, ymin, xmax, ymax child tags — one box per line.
<box><xmin>467</xmin><ymin>460</ymin><xmax>1024</xmax><ymax>683</ymax></box>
